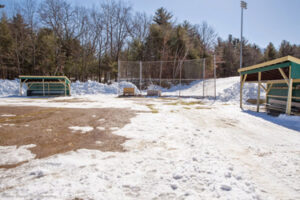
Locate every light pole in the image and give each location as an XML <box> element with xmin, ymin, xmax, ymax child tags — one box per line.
<box><xmin>240</xmin><ymin>1</ymin><xmax>247</xmax><ymax>69</ymax></box>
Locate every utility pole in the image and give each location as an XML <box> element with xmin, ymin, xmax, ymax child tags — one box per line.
<box><xmin>240</xmin><ymin>1</ymin><xmax>247</xmax><ymax>69</ymax></box>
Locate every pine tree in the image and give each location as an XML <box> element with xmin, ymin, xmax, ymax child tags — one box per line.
<box><xmin>153</xmin><ymin>7</ymin><xmax>172</xmax><ymax>26</ymax></box>
<box><xmin>264</xmin><ymin>42</ymin><xmax>277</xmax><ymax>61</ymax></box>
<box><xmin>279</xmin><ymin>40</ymin><xmax>295</xmax><ymax>57</ymax></box>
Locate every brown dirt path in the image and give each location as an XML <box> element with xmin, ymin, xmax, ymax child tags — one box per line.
<box><xmin>0</xmin><ymin>106</ymin><xmax>137</xmax><ymax>168</ymax></box>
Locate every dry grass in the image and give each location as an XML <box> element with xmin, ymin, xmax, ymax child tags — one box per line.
<box><xmin>246</xmin><ymin>99</ymin><xmax>266</xmax><ymax>105</ymax></box>
<box><xmin>146</xmin><ymin>104</ymin><xmax>159</xmax><ymax>113</ymax></box>
<box><xmin>50</xmin><ymin>98</ymin><xmax>95</xmax><ymax>103</ymax></box>
<box><xmin>195</xmin><ymin>106</ymin><xmax>212</xmax><ymax>110</ymax></box>
<box><xmin>166</xmin><ymin>100</ymin><xmax>204</xmax><ymax>106</ymax></box>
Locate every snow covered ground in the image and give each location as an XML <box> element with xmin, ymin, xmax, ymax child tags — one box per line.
<box><xmin>0</xmin><ymin>77</ymin><xmax>299</xmax><ymax>199</ymax></box>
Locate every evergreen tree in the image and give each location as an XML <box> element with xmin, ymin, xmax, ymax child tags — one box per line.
<box><xmin>279</xmin><ymin>40</ymin><xmax>295</xmax><ymax>57</ymax></box>
<box><xmin>264</xmin><ymin>42</ymin><xmax>277</xmax><ymax>61</ymax></box>
<box><xmin>153</xmin><ymin>7</ymin><xmax>172</xmax><ymax>26</ymax></box>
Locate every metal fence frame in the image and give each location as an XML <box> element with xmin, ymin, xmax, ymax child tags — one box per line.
<box><xmin>118</xmin><ymin>56</ymin><xmax>217</xmax><ymax>98</ymax></box>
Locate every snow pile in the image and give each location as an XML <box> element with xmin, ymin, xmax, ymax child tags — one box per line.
<box><xmin>0</xmin><ymin>79</ymin><xmax>139</xmax><ymax>97</ymax></box>
<box><xmin>0</xmin><ymin>79</ymin><xmax>26</xmax><ymax>97</ymax></box>
<box><xmin>70</xmin><ymin>80</ymin><xmax>139</xmax><ymax>96</ymax></box>
<box><xmin>146</xmin><ymin>76</ymin><xmax>264</xmax><ymax>103</ymax></box>
<box><xmin>217</xmin><ymin>77</ymin><xmax>265</xmax><ymax>102</ymax></box>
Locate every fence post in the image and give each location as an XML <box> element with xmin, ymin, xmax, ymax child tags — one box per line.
<box><xmin>42</xmin><ymin>78</ymin><xmax>45</xmax><ymax>96</ymax></box>
<box><xmin>159</xmin><ymin>61</ymin><xmax>162</xmax><ymax>87</ymax></box>
<box><xmin>19</xmin><ymin>80</ymin><xmax>22</xmax><ymax>96</ymax></box>
<box><xmin>117</xmin><ymin>60</ymin><xmax>120</xmax><ymax>96</ymax></box>
<box><xmin>214</xmin><ymin>54</ymin><xmax>216</xmax><ymax>99</ymax></box>
<box><xmin>203</xmin><ymin>58</ymin><xmax>205</xmax><ymax>97</ymax></box>
<box><xmin>179</xmin><ymin>61</ymin><xmax>182</xmax><ymax>97</ymax></box>
<box><xmin>139</xmin><ymin>61</ymin><xmax>142</xmax><ymax>93</ymax></box>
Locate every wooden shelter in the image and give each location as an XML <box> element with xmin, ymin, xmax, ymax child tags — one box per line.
<box><xmin>19</xmin><ymin>76</ymin><xmax>71</xmax><ymax>96</ymax></box>
<box><xmin>238</xmin><ymin>56</ymin><xmax>300</xmax><ymax>115</ymax></box>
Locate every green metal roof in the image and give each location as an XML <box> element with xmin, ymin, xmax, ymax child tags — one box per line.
<box><xmin>238</xmin><ymin>56</ymin><xmax>300</xmax><ymax>79</ymax></box>
<box><xmin>19</xmin><ymin>75</ymin><xmax>71</xmax><ymax>84</ymax></box>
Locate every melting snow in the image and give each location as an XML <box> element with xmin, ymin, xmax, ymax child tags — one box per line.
<box><xmin>0</xmin><ymin>144</ymin><xmax>36</xmax><ymax>165</ymax></box>
<box><xmin>69</xmin><ymin>126</ymin><xmax>94</xmax><ymax>134</ymax></box>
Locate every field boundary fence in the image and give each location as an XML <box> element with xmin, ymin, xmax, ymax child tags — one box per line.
<box><xmin>118</xmin><ymin>56</ymin><xmax>217</xmax><ymax>98</ymax></box>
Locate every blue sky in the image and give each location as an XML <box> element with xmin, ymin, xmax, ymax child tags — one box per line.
<box><xmin>2</xmin><ymin>0</ymin><xmax>300</xmax><ymax>48</ymax></box>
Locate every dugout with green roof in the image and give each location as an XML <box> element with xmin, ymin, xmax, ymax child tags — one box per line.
<box><xmin>238</xmin><ymin>55</ymin><xmax>300</xmax><ymax>115</ymax></box>
<box><xmin>19</xmin><ymin>76</ymin><xmax>71</xmax><ymax>96</ymax></box>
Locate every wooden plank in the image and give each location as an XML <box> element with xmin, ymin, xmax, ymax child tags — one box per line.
<box><xmin>68</xmin><ymin>83</ymin><xmax>71</xmax><ymax>96</ymax></box>
<box><xmin>257</xmin><ymin>72</ymin><xmax>261</xmax><ymax>112</ymax></box>
<box><xmin>271</xmin><ymin>87</ymin><xmax>296</xmax><ymax>90</ymax></box>
<box><xmin>286</xmin><ymin>78</ymin><xmax>293</xmax><ymax>115</ymax></box>
<box><xmin>242</xmin><ymin>74</ymin><xmax>247</xmax><ymax>87</ymax></box>
<box><xmin>266</xmin><ymin>83</ymin><xmax>273</xmax><ymax>94</ymax></box>
<box><xmin>238</xmin><ymin>55</ymin><xmax>300</xmax><ymax>73</ymax></box>
<box><xmin>269</xmin><ymin>98</ymin><xmax>300</xmax><ymax>107</ymax></box>
<box><xmin>278</xmin><ymin>68</ymin><xmax>289</xmax><ymax>86</ymax></box>
<box><xmin>123</xmin><ymin>88</ymin><xmax>135</xmax><ymax>96</ymax></box>
<box><xmin>64</xmin><ymin>81</ymin><xmax>66</xmax><ymax>96</ymax></box>
<box><xmin>19</xmin><ymin>81</ymin><xmax>22</xmax><ymax>96</ymax></box>
<box><xmin>260</xmin><ymin>84</ymin><xmax>267</xmax><ymax>92</ymax></box>
<box><xmin>266</xmin><ymin>79</ymin><xmax>300</xmax><ymax>84</ymax></box>
<box><xmin>240</xmin><ymin>74</ymin><xmax>247</xmax><ymax>109</ymax></box>
<box><xmin>267</xmin><ymin>95</ymin><xmax>300</xmax><ymax>100</ymax></box>
<box><xmin>42</xmin><ymin>79</ymin><xmax>45</xmax><ymax>96</ymax></box>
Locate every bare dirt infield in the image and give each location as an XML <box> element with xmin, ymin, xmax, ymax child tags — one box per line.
<box><xmin>0</xmin><ymin>106</ymin><xmax>137</xmax><ymax>168</ymax></box>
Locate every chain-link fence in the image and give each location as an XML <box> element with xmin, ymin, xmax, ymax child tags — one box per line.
<box><xmin>118</xmin><ymin>57</ymin><xmax>216</xmax><ymax>98</ymax></box>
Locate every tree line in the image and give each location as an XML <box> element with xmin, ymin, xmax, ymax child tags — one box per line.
<box><xmin>0</xmin><ymin>0</ymin><xmax>300</xmax><ymax>81</ymax></box>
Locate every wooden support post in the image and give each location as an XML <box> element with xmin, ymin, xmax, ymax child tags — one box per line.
<box><xmin>286</xmin><ymin>78</ymin><xmax>293</xmax><ymax>115</ymax></box>
<box><xmin>42</xmin><ymin>79</ymin><xmax>45</xmax><ymax>96</ymax></box>
<box><xmin>286</xmin><ymin>65</ymin><xmax>292</xmax><ymax>115</ymax></box>
<box><xmin>139</xmin><ymin>61</ymin><xmax>142</xmax><ymax>92</ymax></box>
<box><xmin>240</xmin><ymin>75</ymin><xmax>243</xmax><ymax>109</ymax></box>
<box><xmin>260</xmin><ymin>84</ymin><xmax>267</xmax><ymax>92</ymax></box>
<box><xmin>19</xmin><ymin>80</ymin><xmax>22</xmax><ymax>96</ymax></box>
<box><xmin>203</xmin><ymin>58</ymin><xmax>205</xmax><ymax>97</ymax></box>
<box><xmin>278</xmin><ymin>68</ymin><xmax>289</xmax><ymax>86</ymax></box>
<box><xmin>214</xmin><ymin>55</ymin><xmax>216</xmax><ymax>99</ymax></box>
<box><xmin>159</xmin><ymin>61</ymin><xmax>162</xmax><ymax>87</ymax></box>
<box><xmin>266</xmin><ymin>83</ymin><xmax>273</xmax><ymax>94</ymax></box>
<box><xmin>257</xmin><ymin>72</ymin><xmax>261</xmax><ymax>112</ymax></box>
<box><xmin>240</xmin><ymin>74</ymin><xmax>247</xmax><ymax>109</ymax></box>
<box><xmin>64</xmin><ymin>81</ymin><xmax>66</xmax><ymax>96</ymax></box>
<box><xmin>68</xmin><ymin>83</ymin><xmax>71</xmax><ymax>96</ymax></box>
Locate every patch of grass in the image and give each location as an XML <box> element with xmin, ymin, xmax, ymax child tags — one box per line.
<box><xmin>146</xmin><ymin>104</ymin><xmax>159</xmax><ymax>113</ymax></box>
<box><xmin>195</xmin><ymin>106</ymin><xmax>212</xmax><ymax>110</ymax></box>
<box><xmin>183</xmin><ymin>107</ymin><xmax>191</xmax><ymax>110</ymax></box>
<box><xmin>246</xmin><ymin>99</ymin><xmax>266</xmax><ymax>105</ymax></box>
<box><xmin>165</xmin><ymin>100</ymin><xmax>204</xmax><ymax>106</ymax></box>
<box><xmin>180</xmin><ymin>101</ymin><xmax>204</xmax><ymax>106</ymax></box>
<box><xmin>166</xmin><ymin>102</ymin><xmax>179</xmax><ymax>106</ymax></box>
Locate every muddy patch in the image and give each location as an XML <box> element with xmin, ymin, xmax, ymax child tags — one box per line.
<box><xmin>0</xmin><ymin>106</ymin><xmax>136</xmax><ymax>168</ymax></box>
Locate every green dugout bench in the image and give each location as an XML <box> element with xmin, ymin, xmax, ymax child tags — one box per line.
<box><xmin>238</xmin><ymin>56</ymin><xmax>300</xmax><ymax>115</ymax></box>
<box><xmin>19</xmin><ymin>76</ymin><xmax>71</xmax><ymax>96</ymax></box>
